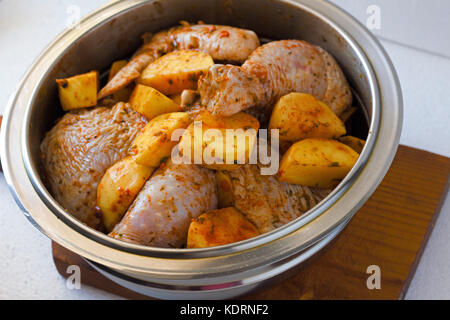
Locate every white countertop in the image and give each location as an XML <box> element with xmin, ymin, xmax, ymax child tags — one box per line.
<box><xmin>0</xmin><ymin>0</ymin><xmax>449</xmax><ymax>300</ymax></box>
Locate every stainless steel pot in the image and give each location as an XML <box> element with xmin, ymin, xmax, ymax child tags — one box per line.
<box><xmin>0</xmin><ymin>0</ymin><xmax>402</xmax><ymax>299</ymax></box>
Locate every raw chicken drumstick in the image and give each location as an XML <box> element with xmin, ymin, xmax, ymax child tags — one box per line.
<box><xmin>110</xmin><ymin>160</ymin><xmax>218</xmax><ymax>248</ymax></box>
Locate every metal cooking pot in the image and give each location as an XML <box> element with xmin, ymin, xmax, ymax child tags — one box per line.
<box><xmin>0</xmin><ymin>0</ymin><xmax>402</xmax><ymax>299</ymax></box>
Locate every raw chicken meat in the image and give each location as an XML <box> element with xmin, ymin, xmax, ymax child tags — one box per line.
<box><xmin>40</xmin><ymin>103</ymin><xmax>147</xmax><ymax>228</ymax></box>
<box><xmin>110</xmin><ymin>160</ymin><xmax>218</xmax><ymax>248</ymax></box>
<box><xmin>226</xmin><ymin>165</ymin><xmax>331</xmax><ymax>233</ymax></box>
<box><xmin>198</xmin><ymin>40</ymin><xmax>352</xmax><ymax>119</ymax></box>
<box><xmin>98</xmin><ymin>24</ymin><xmax>260</xmax><ymax>99</ymax></box>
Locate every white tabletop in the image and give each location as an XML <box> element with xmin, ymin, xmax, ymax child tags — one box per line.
<box><xmin>0</xmin><ymin>0</ymin><xmax>449</xmax><ymax>300</ymax></box>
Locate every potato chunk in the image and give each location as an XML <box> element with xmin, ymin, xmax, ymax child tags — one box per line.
<box><xmin>109</xmin><ymin>60</ymin><xmax>128</xmax><ymax>79</ymax></box>
<box><xmin>170</xmin><ymin>93</ymin><xmax>183</xmax><ymax>105</ymax></box>
<box><xmin>129</xmin><ymin>84</ymin><xmax>182</xmax><ymax>120</ymax></box>
<box><xmin>107</xmin><ymin>60</ymin><xmax>133</xmax><ymax>101</ymax></box>
<box><xmin>269</xmin><ymin>93</ymin><xmax>346</xmax><ymax>142</ymax></box>
<box><xmin>278</xmin><ymin>138</ymin><xmax>359</xmax><ymax>188</ymax></box>
<box><xmin>216</xmin><ymin>171</ymin><xmax>234</xmax><ymax>208</ymax></box>
<box><xmin>97</xmin><ymin>157</ymin><xmax>154</xmax><ymax>232</ymax></box>
<box><xmin>138</xmin><ymin>50</ymin><xmax>214</xmax><ymax>95</ymax></box>
<box><xmin>187</xmin><ymin>207</ymin><xmax>260</xmax><ymax>248</ymax></box>
<box><xmin>338</xmin><ymin>136</ymin><xmax>366</xmax><ymax>154</ymax></box>
<box><xmin>179</xmin><ymin>111</ymin><xmax>260</xmax><ymax>170</ymax></box>
<box><xmin>130</xmin><ymin>112</ymin><xmax>191</xmax><ymax>167</ymax></box>
<box><xmin>56</xmin><ymin>71</ymin><xmax>98</xmax><ymax>111</ymax></box>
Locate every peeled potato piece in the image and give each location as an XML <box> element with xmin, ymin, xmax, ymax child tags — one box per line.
<box><xmin>139</xmin><ymin>50</ymin><xmax>214</xmax><ymax>95</ymax></box>
<box><xmin>338</xmin><ymin>136</ymin><xmax>366</xmax><ymax>154</ymax></box>
<box><xmin>269</xmin><ymin>93</ymin><xmax>346</xmax><ymax>142</ymax></box>
<box><xmin>56</xmin><ymin>71</ymin><xmax>98</xmax><ymax>111</ymax></box>
<box><xmin>170</xmin><ymin>93</ymin><xmax>183</xmax><ymax>105</ymax></box>
<box><xmin>216</xmin><ymin>171</ymin><xmax>234</xmax><ymax>208</ymax></box>
<box><xmin>278</xmin><ymin>138</ymin><xmax>359</xmax><ymax>188</ymax></box>
<box><xmin>187</xmin><ymin>207</ymin><xmax>260</xmax><ymax>248</ymax></box>
<box><xmin>109</xmin><ymin>60</ymin><xmax>128</xmax><ymax>79</ymax></box>
<box><xmin>129</xmin><ymin>84</ymin><xmax>182</xmax><ymax>120</ymax></box>
<box><xmin>130</xmin><ymin>112</ymin><xmax>191</xmax><ymax>167</ymax></box>
<box><xmin>179</xmin><ymin>110</ymin><xmax>260</xmax><ymax>171</ymax></box>
<box><xmin>97</xmin><ymin>156</ymin><xmax>155</xmax><ymax>232</ymax></box>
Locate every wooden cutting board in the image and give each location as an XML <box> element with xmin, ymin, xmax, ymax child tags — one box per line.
<box><xmin>52</xmin><ymin>145</ymin><xmax>450</xmax><ymax>300</ymax></box>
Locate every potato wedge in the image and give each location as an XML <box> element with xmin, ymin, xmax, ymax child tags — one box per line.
<box><xmin>170</xmin><ymin>93</ymin><xmax>183</xmax><ymax>105</ymax></box>
<box><xmin>108</xmin><ymin>60</ymin><xmax>128</xmax><ymax>80</ymax></box>
<box><xmin>111</xmin><ymin>86</ymin><xmax>134</xmax><ymax>102</ymax></box>
<box><xmin>129</xmin><ymin>84</ymin><xmax>182</xmax><ymax>120</ymax></box>
<box><xmin>338</xmin><ymin>136</ymin><xmax>366</xmax><ymax>154</ymax></box>
<box><xmin>138</xmin><ymin>50</ymin><xmax>214</xmax><ymax>95</ymax></box>
<box><xmin>179</xmin><ymin>111</ymin><xmax>260</xmax><ymax>170</ymax></box>
<box><xmin>269</xmin><ymin>93</ymin><xmax>346</xmax><ymax>142</ymax></box>
<box><xmin>130</xmin><ymin>112</ymin><xmax>191</xmax><ymax>167</ymax></box>
<box><xmin>278</xmin><ymin>138</ymin><xmax>359</xmax><ymax>188</ymax></box>
<box><xmin>216</xmin><ymin>171</ymin><xmax>234</xmax><ymax>208</ymax></box>
<box><xmin>97</xmin><ymin>156</ymin><xmax>155</xmax><ymax>232</ymax></box>
<box><xmin>279</xmin><ymin>140</ymin><xmax>293</xmax><ymax>156</ymax></box>
<box><xmin>187</xmin><ymin>207</ymin><xmax>260</xmax><ymax>248</ymax></box>
<box><xmin>107</xmin><ymin>60</ymin><xmax>134</xmax><ymax>102</ymax></box>
<box><xmin>56</xmin><ymin>71</ymin><xmax>98</xmax><ymax>111</ymax></box>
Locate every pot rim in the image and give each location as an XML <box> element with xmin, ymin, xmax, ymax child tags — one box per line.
<box><xmin>1</xmin><ymin>0</ymin><xmax>402</xmax><ymax>279</ymax></box>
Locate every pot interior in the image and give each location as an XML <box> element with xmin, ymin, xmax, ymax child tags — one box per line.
<box><xmin>24</xmin><ymin>0</ymin><xmax>373</xmax><ymax>254</ymax></box>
